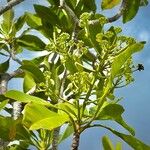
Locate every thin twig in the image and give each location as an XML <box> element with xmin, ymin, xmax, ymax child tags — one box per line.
<box><xmin>108</xmin><ymin>0</ymin><xmax>127</xmax><ymax>22</ymax></box>
<box><xmin>9</xmin><ymin>68</ymin><xmax>23</xmax><ymax>79</ymax></box>
<box><xmin>89</xmin><ymin>0</ymin><xmax>127</xmax><ymax>25</ymax></box>
<box><xmin>0</xmin><ymin>0</ymin><xmax>25</xmax><ymax>16</ymax></box>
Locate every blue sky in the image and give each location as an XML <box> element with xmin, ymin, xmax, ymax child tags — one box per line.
<box><xmin>0</xmin><ymin>0</ymin><xmax>150</xmax><ymax>149</ymax></box>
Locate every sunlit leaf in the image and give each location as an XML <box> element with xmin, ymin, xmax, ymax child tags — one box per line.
<box><xmin>102</xmin><ymin>136</ymin><xmax>115</xmax><ymax>150</ymax></box>
<box><xmin>25</xmin><ymin>12</ymin><xmax>42</xmax><ymax>28</ymax></box>
<box><xmin>116</xmin><ymin>142</ymin><xmax>122</xmax><ymax>150</ymax></box>
<box><xmin>0</xmin><ymin>100</ymin><xmax>9</xmax><ymax>111</ymax></box>
<box><xmin>23</xmin><ymin>103</ymin><xmax>69</xmax><ymax>130</ymax></box>
<box><xmin>102</xmin><ymin>126</ymin><xmax>150</xmax><ymax>150</ymax></box>
<box><xmin>111</xmin><ymin>42</ymin><xmax>144</xmax><ymax>80</ymax></box>
<box><xmin>1</xmin><ymin>9</ymin><xmax>14</xmax><ymax>33</ymax></box>
<box><xmin>17</xmin><ymin>35</ymin><xmax>46</xmax><ymax>51</ymax></box>
<box><xmin>5</xmin><ymin>90</ymin><xmax>49</xmax><ymax>106</ymax></box>
<box><xmin>101</xmin><ymin>0</ymin><xmax>121</xmax><ymax>10</ymax></box>
<box><xmin>58</xmin><ymin>102</ymin><xmax>78</xmax><ymax>118</ymax></box>
<box><xmin>23</xmin><ymin>72</ymin><xmax>36</xmax><ymax>93</ymax></box>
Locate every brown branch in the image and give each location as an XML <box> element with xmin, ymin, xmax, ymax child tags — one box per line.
<box><xmin>108</xmin><ymin>0</ymin><xmax>127</xmax><ymax>22</ymax></box>
<box><xmin>0</xmin><ymin>73</ymin><xmax>10</xmax><ymax>94</ymax></box>
<box><xmin>0</xmin><ymin>73</ymin><xmax>11</xmax><ymax>148</ymax></box>
<box><xmin>71</xmin><ymin>132</ymin><xmax>80</xmax><ymax>150</ymax></box>
<box><xmin>89</xmin><ymin>0</ymin><xmax>127</xmax><ymax>25</ymax></box>
<box><xmin>0</xmin><ymin>0</ymin><xmax>25</xmax><ymax>16</ymax></box>
<box><xmin>10</xmin><ymin>51</ymin><xmax>22</xmax><ymax>65</ymax></box>
<box><xmin>9</xmin><ymin>68</ymin><xmax>24</xmax><ymax>79</ymax></box>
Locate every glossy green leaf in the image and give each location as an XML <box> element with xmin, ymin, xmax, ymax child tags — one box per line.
<box><xmin>111</xmin><ymin>42</ymin><xmax>144</xmax><ymax>80</ymax></box>
<box><xmin>17</xmin><ymin>34</ymin><xmax>46</xmax><ymax>51</ymax></box>
<box><xmin>0</xmin><ymin>116</ymin><xmax>15</xmax><ymax>141</ymax></box>
<box><xmin>116</xmin><ymin>142</ymin><xmax>122</xmax><ymax>150</ymax></box>
<box><xmin>101</xmin><ymin>0</ymin><xmax>121</xmax><ymax>10</ymax></box>
<box><xmin>23</xmin><ymin>103</ymin><xmax>69</xmax><ymax>130</ymax></box>
<box><xmin>31</xmin><ymin>55</ymin><xmax>45</xmax><ymax>65</ymax></box>
<box><xmin>65</xmin><ymin>55</ymin><xmax>78</xmax><ymax>74</ymax></box>
<box><xmin>5</xmin><ymin>90</ymin><xmax>49</xmax><ymax>106</ymax></box>
<box><xmin>98</xmin><ymin>104</ymin><xmax>124</xmax><ymax>119</ymax></box>
<box><xmin>46</xmin><ymin>0</ymin><xmax>59</xmax><ymax>6</ymax></box>
<box><xmin>98</xmin><ymin>104</ymin><xmax>135</xmax><ymax>135</ymax></box>
<box><xmin>0</xmin><ymin>116</ymin><xmax>31</xmax><ymax>142</ymax></box>
<box><xmin>21</xmin><ymin>60</ymin><xmax>45</xmax><ymax>83</ymax></box>
<box><xmin>102</xmin><ymin>136</ymin><xmax>115</xmax><ymax>150</ymax></box>
<box><xmin>0</xmin><ymin>59</ymin><xmax>10</xmax><ymax>73</ymax></box>
<box><xmin>0</xmin><ymin>100</ymin><xmax>9</xmax><ymax>111</ymax></box>
<box><xmin>23</xmin><ymin>72</ymin><xmax>36</xmax><ymax>93</ymax></box>
<box><xmin>115</xmin><ymin>117</ymin><xmax>135</xmax><ymax>136</ymax></box>
<box><xmin>102</xmin><ymin>126</ymin><xmax>150</xmax><ymax>150</ymax></box>
<box><xmin>84</xmin><ymin>0</ymin><xmax>97</xmax><ymax>12</ymax></box>
<box><xmin>88</xmin><ymin>20</ymin><xmax>103</xmax><ymax>54</ymax></box>
<box><xmin>0</xmin><ymin>95</ymin><xmax>8</xmax><ymax>102</ymax></box>
<box><xmin>34</xmin><ymin>5</ymin><xmax>60</xmax><ymax>26</ymax></box>
<box><xmin>14</xmin><ymin>14</ymin><xmax>26</xmax><ymax>31</ymax></box>
<box><xmin>25</xmin><ymin>12</ymin><xmax>42</xmax><ymax>28</ymax></box>
<box><xmin>58</xmin><ymin>102</ymin><xmax>78</xmax><ymax>118</ymax></box>
<box><xmin>123</xmin><ymin>0</ymin><xmax>140</xmax><ymax>23</ymax></box>
<box><xmin>1</xmin><ymin>9</ymin><xmax>14</xmax><ymax>33</ymax></box>
<box><xmin>59</xmin><ymin>124</ymin><xmax>74</xmax><ymax>143</ymax></box>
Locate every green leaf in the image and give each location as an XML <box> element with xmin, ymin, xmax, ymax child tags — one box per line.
<box><xmin>111</xmin><ymin>42</ymin><xmax>144</xmax><ymax>80</ymax></box>
<box><xmin>98</xmin><ymin>104</ymin><xmax>135</xmax><ymax>135</ymax></box>
<box><xmin>59</xmin><ymin>124</ymin><xmax>74</xmax><ymax>143</ymax></box>
<box><xmin>115</xmin><ymin>117</ymin><xmax>135</xmax><ymax>136</ymax></box>
<box><xmin>101</xmin><ymin>0</ymin><xmax>121</xmax><ymax>10</ymax></box>
<box><xmin>34</xmin><ymin>5</ymin><xmax>60</xmax><ymax>27</ymax></box>
<box><xmin>23</xmin><ymin>103</ymin><xmax>69</xmax><ymax>130</ymax></box>
<box><xmin>25</xmin><ymin>12</ymin><xmax>42</xmax><ymax>28</ymax></box>
<box><xmin>14</xmin><ymin>14</ymin><xmax>26</xmax><ymax>31</ymax></box>
<box><xmin>0</xmin><ymin>100</ymin><xmax>9</xmax><ymax>111</ymax></box>
<box><xmin>102</xmin><ymin>126</ymin><xmax>150</xmax><ymax>150</ymax></box>
<box><xmin>23</xmin><ymin>72</ymin><xmax>36</xmax><ymax>93</ymax></box>
<box><xmin>0</xmin><ymin>59</ymin><xmax>10</xmax><ymax>73</ymax></box>
<box><xmin>46</xmin><ymin>0</ymin><xmax>59</xmax><ymax>6</ymax></box>
<box><xmin>0</xmin><ymin>116</ymin><xmax>31</xmax><ymax>143</ymax></box>
<box><xmin>58</xmin><ymin>102</ymin><xmax>78</xmax><ymax>118</ymax></box>
<box><xmin>0</xmin><ymin>95</ymin><xmax>8</xmax><ymax>102</ymax></box>
<box><xmin>31</xmin><ymin>55</ymin><xmax>45</xmax><ymax>65</ymax></box>
<box><xmin>116</xmin><ymin>142</ymin><xmax>122</xmax><ymax>150</ymax></box>
<box><xmin>85</xmin><ymin>0</ymin><xmax>97</xmax><ymax>12</ymax></box>
<box><xmin>102</xmin><ymin>136</ymin><xmax>115</xmax><ymax>150</ymax></box>
<box><xmin>88</xmin><ymin>20</ymin><xmax>103</xmax><ymax>54</ymax></box>
<box><xmin>17</xmin><ymin>34</ymin><xmax>46</xmax><ymax>51</ymax></box>
<box><xmin>1</xmin><ymin>9</ymin><xmax>14</xmax><ymax>33</ymax></box>
<box><xmin>0</xmin><ymin>116</ymin><xmax>15</xmax><ymax>141</ymax></box>
<box><xmin>21</xmin><ymin>60</ymin><xmax>45</xmax><ymax>83</ymax></box>
<box><xmin>98</xmin><ymin>104</ymin><xmax>124</xmax><ymax>119</ymax></box>
<box><xmin>5</xmin><ymin>90</ymin><xmax>49</xmax><ymax>106</ymax></box>
<box><xmin>65</xmin><ymin>55</ymin><xmax>78</xmax><ymax>74</ymax></box>
<box><xmin>123</xmin><ymin>0</ymin><xmax>140</xmax><ymax>23</ymax></box>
